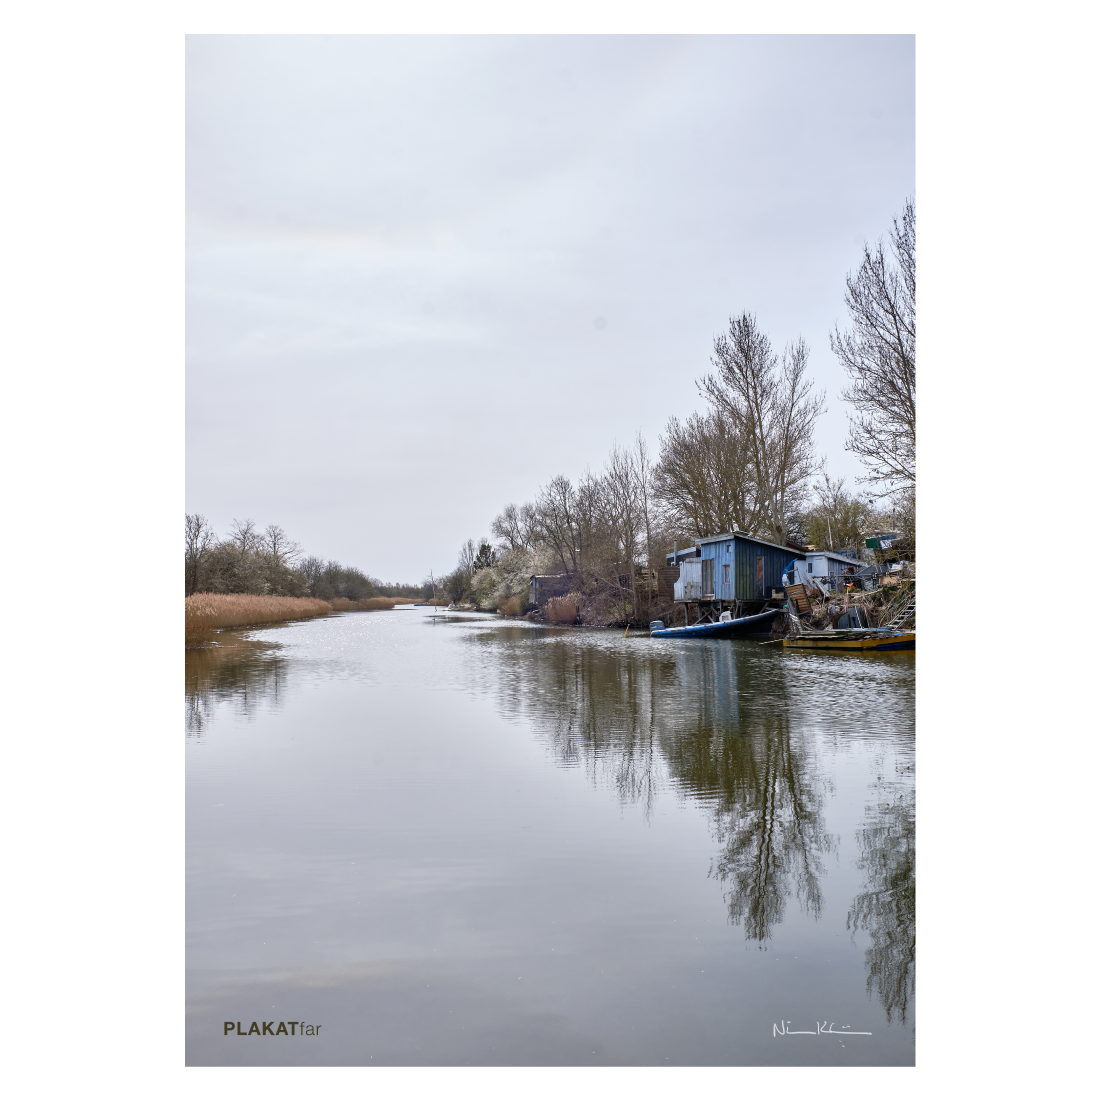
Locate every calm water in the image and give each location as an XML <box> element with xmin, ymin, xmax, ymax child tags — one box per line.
<box><xmin>186</xmin><ymin>608</ymin><xmax>915</xmax><ymax>1066</ymax></box>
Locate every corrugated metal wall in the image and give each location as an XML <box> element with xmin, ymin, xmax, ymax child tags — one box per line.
<box><xmin>698</xmin><ymin>535</ymin><xmax>800</xmax><ymax>600</ymax></box>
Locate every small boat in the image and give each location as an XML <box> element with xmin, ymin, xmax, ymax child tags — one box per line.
<box><xmin>650</xmin><ymin>607</ymin><xmax>784</xmax><ymax>639</ymax></box>
<box><xmin>783</xmin><ymin>629</ymin><xmax>914</xmax><ymax>651</ymax></box>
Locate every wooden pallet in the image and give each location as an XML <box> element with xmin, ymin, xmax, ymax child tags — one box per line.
<box><xmin>784</xmin><ymin>583</ymin><xmax>815</xmax><ymax>615</ymax></box>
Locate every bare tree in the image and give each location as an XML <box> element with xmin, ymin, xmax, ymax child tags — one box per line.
<box><xmin>263</xmin><ymin>524</ymin><xmax>301</xmax><ymax>569</ymax></box>
<box><xmin>537</xmin><ymin>475</ymin><xmax>581</xmax><ymax>574</ymax></box>
<box><xmin>632</xmin><ymin>431</ymin><xmax>655</xmax><ymax>568</ymax></box>
<box><xmin>491</xmin><ymin>504</ymin><xmax>525</xmax><ymax>551</ymax></box>
<box><xmin>603</xmin><ymin>443</ymin><xmax>643</xmax><ymax>612</ymax></box>
<box><xmin>184</xmin><ymin>513</ymin><xmax>217</xmax><ymax>595</ymax></box>
<box><xmin>653</xmin><ymin>410</ymin><xmax>761</xmax><ymax>538</ymax></box>
<box><xmin>298</xmin><ymin>555</ymin><xmax>324</xmax><ymax>596</ymax></box>
<box><xmin>831</xmin><ymin>198</ymin><xmax>916</xmax><ymax>496</ymax></box>
<box><xmin>517</xmin><ymin>502</ymin><xmax>541</xmax><ymax>550</ymax></box>
<box><xmin>701</xmin><ymin>314</ymin><xmax>824</xmax><ymax>545</ymax></box>
<box><xmin>229</xmin><ymin>518</ymin><xmax>259</xmax><ymax>557</ymax></box>
<box><xmin>800</xmin><ymin>469</ymin><xmax>878</xmax><ymax>551</ymax></box>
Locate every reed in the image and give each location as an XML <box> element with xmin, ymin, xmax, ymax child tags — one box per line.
<box><xmin>544</xmin><ymin>593</ymin><xmax>584</xmax><ymax>624</ymax></box>
<box><xmin>185</xmin><ymin>593</ymin><xmax>332</xmax><ymax>643</ymax></box>
<box><xmin>498</xmin><ymin>595</ymin><xmax>522</xmax><ymax>617</ymax></box>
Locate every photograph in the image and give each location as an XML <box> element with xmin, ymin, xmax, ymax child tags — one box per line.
<box><xmin>184</xmin><ymin>33</ymin><xmax>916</xmax><ymax>1067</ymax></box>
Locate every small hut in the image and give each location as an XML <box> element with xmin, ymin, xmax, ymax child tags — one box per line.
<box><xmin>674</xmin><ymin>532</ymin><xmax>806</xmax><ymax>604</ymax></box>
<box><xmin>528</xmin><ymin>573</ymin><xmax>574</xmax><ymax>608</ymax></box>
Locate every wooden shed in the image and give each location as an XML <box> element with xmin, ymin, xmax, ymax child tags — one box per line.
<box><xmin>529</xmin><ymin>573</ymin><xmax>574</xmax><ymax>608</ymax></box>
<box><xmin>688</xmin><ymin>532</ymin><xmax>806</xmax><ymax>602</ymax></box>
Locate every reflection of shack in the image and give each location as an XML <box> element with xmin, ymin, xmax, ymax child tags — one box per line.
<box><xmin>529</xmin><ymin>573</ymin><xmax>574</xmax><ymax>608</ymax></box>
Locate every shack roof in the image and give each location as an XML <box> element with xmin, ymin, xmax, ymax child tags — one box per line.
<box><xmin>806</xmin><ymin>549</ymin><xmax>863</xmax><ymax>563</ymax></box>
<box><xmin>695</xmin><ymin>531</ymin><xmax>805</xmax><ymax>557</ymax></box>
<box><xmin>664</xmin><ymin>547</ymin><xmax>699</xmax><ymax>566</ymax></box>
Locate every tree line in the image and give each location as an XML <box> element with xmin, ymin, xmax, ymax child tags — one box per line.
<box><xmin>438</xmin><ymin>199</ymin><xmax>916</xmax><ymax>613</ymax></box>
<box><xmin>184</xmin><ymin>515</ymin><xmax>420</xmax><ymax>601</ymax></box>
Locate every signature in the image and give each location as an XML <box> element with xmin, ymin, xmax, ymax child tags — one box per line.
<box><xmin>773</xmin><ymin>1020</ymin><xmax>872</xmax><ymax>1037</ymax></box>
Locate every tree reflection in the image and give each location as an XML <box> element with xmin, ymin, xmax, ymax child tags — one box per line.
<box><xmin>666</xmin><ymin>711</ymin><xmax>831</xmax><ymax>943</ymax></box>
<box><xmin>185</xmin><ymin>639</ymin><xmax>289</xmax><ymax>734</ymax></box>
<box><xmin>478</xmin><ymin>630</ymin><xmax>833</xmax><ymax>941</ymax></box>
<box><xmin>847</xmin><ymin>786</ymin><xmax>915</xmax><ymax>1022</ymax></box>
<box><xmin>486</xmin><ymin>633</ymin><xmax>673</xmax><ymax>820</ymax></box>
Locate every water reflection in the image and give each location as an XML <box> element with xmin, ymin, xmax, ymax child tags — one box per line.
<box><xmin>688</xmin><ymin>722</ymin><xmax>831</xmax><ymax>943</ymax></box>
<box><xmin>185</xmin><ymin>636</ymin><xmax>289</xmax><ymax>734</ymax></box>
<box><xmin>187</xmin><ymin>615</ymin><xmax>915</xmax><ymax>1061</ymax></box>
<box><xmin>847</xmin><ymin>783</ymin><xmax>916</xmax><ymax>1022</ymax></box>
<box><xmin>472</xmin><ymin>630</ymin><xmax>834</xmax><ymax>943</ymax></box>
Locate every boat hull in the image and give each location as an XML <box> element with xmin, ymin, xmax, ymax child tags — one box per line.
<box><xmin>650</xmin><ymin>608</ymin><xmax>783</xmax><ymax>639</ymax></box>
<box><xmin>783</xmin><ymin>630</ymin><xmax>915</xmax><ymax>651</ymax></box>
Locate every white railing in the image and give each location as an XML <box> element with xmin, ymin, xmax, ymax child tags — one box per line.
<box><xmin>674</xmin><ymin>559</ymin><xmax>703</xmax><ymax>602</ymax></box>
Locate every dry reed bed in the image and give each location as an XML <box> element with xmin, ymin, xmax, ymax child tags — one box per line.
<box><xmin>186</xmin><ymin>593</ymin><xmax>332</xmax><ymax>642</ymax></box>
<box><xmin>544</xmin><ymin>593</ymin><xmax>585</xmax><ymax>624</ymax></box>
<box><xmin>185</xmin><ymin>592</ymin><xmax>421</xmax><ymax>645</ymax></box>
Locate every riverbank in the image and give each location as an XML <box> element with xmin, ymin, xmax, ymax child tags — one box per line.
<box><xmin>185</xmin><ymin>592</ymin><xmax>418</xmax><ymax>647</ymax></box>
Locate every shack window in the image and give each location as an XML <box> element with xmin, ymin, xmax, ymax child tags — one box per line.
<box><xmin>722</xmin><ymin>563</ymin><xmax>730</xmax><ymax>584</ymax></box>
<box><xmin>807</xmin><ymin>562</ymin><xmax>813</xmax><ymax>573</ymax></box>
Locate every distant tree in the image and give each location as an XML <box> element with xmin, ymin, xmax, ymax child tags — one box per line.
<box><xmin>537</xmin><ymin>475</ymin><xmax>582</xmax><ymax>575</ymax></box>
<box><xmin>184</xmin><ymin>513</ymin><xmax>217</xmax><ymax>595</ymax></box>
<box><xmin>800</xmin><ymin>470</ymin><xmax>878</xmax><ymax>551</ymax></box>
<box><xmin>831</xmin><ymin>198</ymin><xmax>916</xmax><ymax>497</ymax></box>
<box><xmin>491</xmin><ymin>504</ymin><xmax>525</xmax><ymax>551</ymax></box>
<box><xmin>298</xmin><ymin>555</ymin><xmax>324</xmax><ymax>596</ymax></box>
<box><xmin>473</xmin><ymin>540</ymin><xmax>497</xmax><ymax>571</ymax></box>
<box><xmin>632</xmin><ymin>431</ymin><xmax>656</xmax><ymax>568</ymax></box>
<box><xmin>603</xmin><ymin>443</ymin><xmax>644</xmax><ymax>610</ymax></box>
<box><xmin>262</xmin><ymin>524</ymin><xmax>301</xmax><ymax>570</ymax></box>
<box><xmin>229</xmin><ymin>518</ymin><xmax>259</xmax><ymax>557</ymax></box>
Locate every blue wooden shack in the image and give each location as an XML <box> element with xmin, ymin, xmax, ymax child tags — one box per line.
<box><xmin>693</xmin><ymin>531</ymin><xmax>805</xmax><ymax>602</ymax></box>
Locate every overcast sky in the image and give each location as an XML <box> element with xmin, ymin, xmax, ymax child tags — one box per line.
<box><xmin>186</xmin><ymin>34</ymin><xmax>914</xmax><ymax>583</ymax></box>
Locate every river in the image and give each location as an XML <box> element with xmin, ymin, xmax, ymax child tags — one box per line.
<box><xmin>186</xmin><ymin>607</ymin><xmax>915</xmax><ymax>1066</ymax></box>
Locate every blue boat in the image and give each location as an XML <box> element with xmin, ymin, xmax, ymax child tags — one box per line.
<box><xmin>649</xmin><ymin>607</ymin><xmax>784</xmax><ymax>639</ymax></box>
